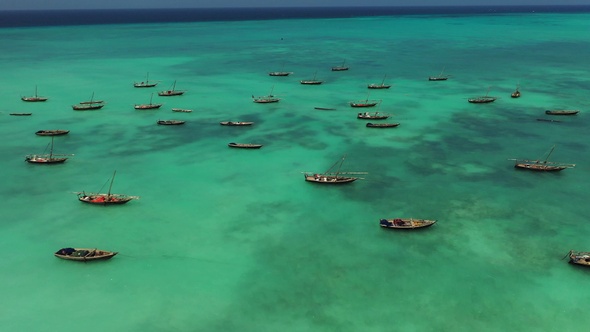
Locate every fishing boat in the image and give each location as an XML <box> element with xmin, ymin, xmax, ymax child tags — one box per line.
<box><xmin>9</xmin><ymin>113</ymin><xmax>32</xmax><ymax>116</ymax></box>
<box><xmin>252</xmin><ymin>86</ymin><xmax>280</xmax><ymax>103</ymax></box>
<box><xmin>303</xmin><ymin>155</ymin><xmax>364</xmax><ymax>184</ymax></box>
<box><xmin>368</xmin><ymin>75</ymin><xmax>392</xmax><ymax>89</ymax></box>
<box><xmin>21</xmin><ymin>86</ymin><xmax>47</xmax><ymax>102</ymax></box>
<box><xmin>72</xmin><ymin>92</ymin><xmax>105</xmax><ymax>110</ymax></box>
<box><xmin>357</xmin><ymin>112</ymin><xmax>389</xmax><ymax>120</ymax></box>
<box><xmin>511</xmin><ymin>145</ymin><xmax>575</xmax><ymax>172</ymax></box>
<box><xmin>331</xmin><ymin>60</ymin><xmax>349</xmax><ymax>71</ymax></box>
<box><xmin>220</xmin><ymin>121</ymin><xmax>254</xmax><ymax>126</ymax></box>
<box><xmin>314</xmin><ymin>107</ymin><xmax>336</xmax><ymax>110</ymax></box>
<box><xmin>157</xmin><ymin>120</ymin><xmax>185</xmax><ymax>125</ymax></box>
<box><xmin>350</xmin><ymin>94</ymin><xmax>380</xmax><ymax>108</ymax></box>
<box><xmin>35</xmin><ymin>129</ymin><xmax>69</xmax><ymax>136</ymax></box>
<box><xmin>511</xmin><ymin>85</ymin><xmax>521</xmax><ymax>98</ymax></box>
<box><xmin>54</xmin><ymin>247</ymin><xmax>118</xmax><ymax>262</ymax></box>
<box><xmin>25</xmin><ymin>136</ymin><xmax>70</xmax><ymax>164</ymax></box>
<box><xmin>468</xmin><ymin>88</ymin><xmax>497</xmax><ymax>103</ymax></box>
<box><xmin>366</xmin><ymin>123</ymin><xmax>400</xmax><ymax>128</ymax></box>
<box><xmin>77</xmin><ymin>171</ymin><xmax>138</xmax><ymax>205</ymax></box>
<box><xmin>545</xmin><ymin>110</ymin><xmax>579</xmax><ymax>115</ymax></box>
<box><xmin>134</xmin><ymin>72</ymin><xmax>159</xmax><ymax>88</ymax></box>
<box><xmin>158</xmin><ymin>80</ymin><xmax>185</xmax><ymax>96</ymax></box>
<box><xmin>228</xmin><ymin>142</ymin><xmax>263</xmax><ymax>149</ymax></box>
<box><xmin>171</xmin><ymin>108</ymin><xmax>193</xmax><ymax>113</ymax></box>
<box><xmin>134</xmin><ymin>93</ymin><xmax>162</xmax><ymax>110</ymax></box>
<box><xmin>269</xmin><ymin>71</ymin><xmax>293</xmax><ymax>76</ymax></box>
<box><xmin>567</xmin><ymin>250</ymin><xmax>590</xmax><ymax>267</ymax></box>
<box><xmin>379</xmin><ymin>218</ymin><xmax>437</xmax><ymax>229</ymax></box>
<box><xmin>428</xmin><ymin>67</ymin><xmax>449</xmax><ymax>81</ymax></box>
<box><xmin>300</xmin><ymin>72</ymin><xmax>323</xmax><ymax>85</ymax></box>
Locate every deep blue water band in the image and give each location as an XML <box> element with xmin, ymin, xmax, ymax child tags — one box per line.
<box><xmin>1</xmin><ymin>6</ymin><xmax>590</xmax><ymax>28</ymax></box>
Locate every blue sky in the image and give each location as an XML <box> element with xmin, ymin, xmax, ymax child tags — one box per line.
<box><xmin>1</xmin><ymin>0</ymin><xmax>588</xmax><ymax>10</ymax></box>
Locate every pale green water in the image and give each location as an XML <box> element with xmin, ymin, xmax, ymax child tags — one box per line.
<box><xmin>1</xmin><ymin>12</ymin><xmax>590</xmax><ymax>332</ymax></box>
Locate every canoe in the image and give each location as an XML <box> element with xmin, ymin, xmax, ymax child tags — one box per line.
<box><xmin>157</xmin><ymin>120</ymin><xmax>185</xmax><ymax>125</ymax></box>
<box><xmin>9</xmin><ymin>113</ymin><xmax>32</xmax><ymax>116</ymax></box>
<box><xmin>220</xmin><ymin>121</ymin><xmax>253</xmax><ymax>126</ymax></box>
<box><xmin>171</xmin><ymin>108</ymin><xmax>193</xmax><ymax>113</ymax></box>
<box><xmin>545</xmin><ymin>110</ymin><xmax>579</xmax><ymax>115</ymax></box>
<box><xmin>35</xmin><ymin>129</ymin><xmax>70</xmax><ymax>136</ymax></box>
<box><xmin>314</xmin><ymin>107</ymin><xmax>336</xmax><ymax>110</ymax></box>
<box><xmin>366</xmin><ymin>123</ymin><xmax>400</xmax><ymax>128</ymax></box>
<box><xmin>380</xmin><ymin>218</ymin><xmax>436</xmax><ymax>229</ymax></box>
<box><xmin>54</xmin><ymin>247</ymin><xmax>117</xmax><ymax>262</ymax></box>
<box><xmin>228</xmin><ymin>142</ymin><xmax>262</xmax><ymax>149</ymax></box>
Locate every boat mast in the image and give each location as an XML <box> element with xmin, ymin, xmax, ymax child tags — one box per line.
<box><xmin>146</xmin><ymin>72</ymin><xmax>150</xmax><ymax>84</ymax></box>
<box><xmin>49</xmin><ymin>136</ymin><xmax>54</xmax><ymax>159</ymax></box>
<box><xmin>543</xmin><ymin>145</ymin><xmax>556</xmax><ymax>165</ymax></box>
<box><xmin>381</xmin><ymin>74</ymin><xmax>387</xmax><ymax>85</ymax></box>
<box><xmin>107</xmin><ymin>170</ymin><xmax>117</xmax><ymax>198</ymax></box>
<box><xmin>149</xmin><ymin>93</ymin><xmax>154</xmax><ymax>105</ymax></box>
<box><xmin>334</xmin><ymin>155</ymin><xmax>346</xmax><ymax>178</ymax></box>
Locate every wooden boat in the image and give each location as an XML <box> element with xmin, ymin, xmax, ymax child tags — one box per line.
<box><xmin>331</xmin><ymin>60</ymin><xmax>349</xmax><ymax>71</ymax></box>
<box><xmin>228</xmin><ymin>142</ymin><xmax>263</xmax><ymax>149</ymax></box>
<box><xmin>35</xmin><ymin>129</ymin><xmax>69</xmax><ymax>136</ymax></box>
<box><xmin>545</xmin><ymin>110</ymin><xmax>579</xmax><ymax>115</ymax></box>
<box><xmin>54</xmin><ymin>247</ymin><xmax>118</xmax><ymax>262</ymax></box>
<box><xmin>25</xmin><ymin>136</ymin><xmax>70</xmax><ymax>164</ymax></box>
<box><xmin>21</xmin><ymin>85</ymin><xmax>47</xmax><ymax>102</ymax></box>
<box><xmin>366</xmin><ymin>122</ymin><xmax>400</xmax><ymax>128</ymax></box>
<box><xmin>357</xmin><ymin>112</ymin><xmax>389</xmax><ymax>120</ymax></box>
<box><xmin>10</xmin><ymin>113</ymin><xmax>32</xmax><ymax>116</ymax></box>
<box><xmin>158</xmin><ymin>80</ymin><xmax>185</xmax><ymax>96</ymax></box>
<box><xmin>252</xmin><ymin>86</ymin><xmax>280</xmax><ymax>103</ymax></box>
<box><xmin>567</xmin><ymin>250</ymin><xmax>590</xmax><ymax>267</ymax></box>
<box><xmin>368</xmin><ymin>75</ymin><xmax>392</xmax><ymax>89</ymax></box>
<box><xmin>379</xmin><ymin>218</ymin><xmax>436</xmax><ymax>229</ymax></box>
<box><xmin>300</xmin><ymin>72</ymin><xmax>323</xmax><ymax>85</ymax></box>
<box><xmin>468</xmin><ymin>88</ymin><xmax>496</xmax><ymax>103</ymax></box>
<box><xmin>220</xmin><ymin>121</ymin><xmax>254</xmax><ymax>126</ymax></box>
<box><xmin>511</xmin><ymin>85</ymin><xmax>521</xmax><ymax>98</ymax></box>
<box><xmin>134</xmin><ymin>72</ymin><xmax>159</xmax><ymax>88</ymax></box>
<box><xmin>350</xmin><ymin>94</ymin><xmax>380</xmax><ymax>108</ymax></box>
<box><xmin>172</xmin><ymin>108</ymin><xmax>193</xmax><ymax>113</ymax></box>
<box><xmin>428</xmin><ymin>67</ymin><xmax>449</xmax><ymax>81</ymax></box>
<box><xmin>72</xmin><ymin>92</ymin><xmax>104</xmax><ymax>110</ymax></box>
<box><xmin>314</xmin><ymin>107</ymin><xmax>336</xmax><ymax>110</ymax></box>
<box><xmin>157</xmin><ymin>120</ymin><xmax>185</xmax><ymax>125</ymax></box>
<box><xmin>303</xmin><ymin>155</ymin><xmax>364</xmax><ymax>184</ymax></box>
<box><xmin>269</xmin><ymin>71</ymin><xmax>292</xmax><ymax>76</ymax></box>
<box><xmin>511</xmin><ymin>145</ymin><xmax>575</xmax><ymax>172</ymax></box>
<box><xmin>77</xmin><ymin>171</ymin><xmax>138</xmax><ymax>205</ymax></box>
<box><xmin>134</xmin><ymin>93</ymin><xmax>162</xmax><ymax>110</ymax></box>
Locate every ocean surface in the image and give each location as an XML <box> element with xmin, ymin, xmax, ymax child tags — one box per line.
<box><xmin>1</xmin><ymin>6</ymin><xmax>589</xmax><ymax>332</ymax></box>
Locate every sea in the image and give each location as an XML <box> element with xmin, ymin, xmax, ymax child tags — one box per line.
<box><xmin>1</xmin><ymin>6</ymin><xmax>590</xmax><ymax>332</ymax></box>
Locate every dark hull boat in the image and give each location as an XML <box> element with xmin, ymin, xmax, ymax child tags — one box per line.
<box><xmin>22</xmin><ymin>86</ymin><xmax>47</xmax><ymax>102</ymax></box>
<box><xmin>220</xmin><ymin>121</ymin><xmax>253</xmax><ymax>126</ymax></box>
<box><xmin>269</xmin><ymin>71</ymin><xmax>292</xmax><ymax>76</ymax></box>
<box><xmin>55</xmin><ymin>248</ymin><xmax>118</xmax><ymax>262</ymax></box>
<box><xmin>511</xmin><ymin>145</ymin><xmax>574</xmax><ymax>172</ymax></box>
<box><xmin>10</xmin><ymin>113</ymin><xmax>32</xmax><ymax>116</ymax></box>
<box><xmin>157</xmin><ymin>120</ymin><xmax>185</xmax><ymax>125</ymax></box>
<box><xmin>25</xmin><ymin>137</ymin><xmax>69</xmax><ymax>164</ymax></box>
<box><xmin>172</xmin><ymin>108</ymin><xmax>192</xmax><ymax>113</ymax></box>
<box><xmin>228</xmin><ymin>142</ymin><xmax>263</xmax><ymax>149</ymax></box>
<box><xmin>545</xmin><ymin>110</ymin><xmax>579</xmax><ymax>115</ymax></box>
<box><xmin>35</xmin><ymin>129</ymin><xmax>69</xmax><ymax>136</ymax></box>
<box><xmin>158</xmin><ymin>80</ymin><xmax>185</xmax><ymax>96</ymax></box>
<box><xmin>77</xmin><ymin>171</ymin><xmax>138</xmax><ymax>206</ymax></box>
<box><xmin>366</xmin><ymin>123</ymin><xmax>400</xmax><ymax>128</ymax></box>
<box><xmin>303</xmin><ymin>155</ymin><xmax>364</xmax><ymax>184</ymax></box>
<box><xmin>358</xmin><ymin>112</ymin><xmax>389</xmax><ymax>120</ymax></box>
<box><xmin>135</xmin><ymin>93</ymin><xmax>162</xmax><ymax>110</ymax></box>
<box><xmin>331</xmin><ymin>60</ymin><xmax>349</xmax><ymax>71</ymax></box>
<box><xmin>468</xmin><ymin>96</ymin><xmax>496</xmax><ymax>103</ymax></box>
<box><xmin>567</xmin><ymin>250</ymin><xmax>590</xmax><ymax>267</ymax></box>
<box><xmin>134</xmin><ymin>72</ymin><xmax>158</xmax><ymax>88</ymax></box>
<box><xmin>380</xmin><ymin>218</ymin><xmax>436</xmax><ymax>229</ymax></box>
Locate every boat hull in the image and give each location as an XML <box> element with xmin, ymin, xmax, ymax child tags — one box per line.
<box><xmin>220</xmin><ymin>121</ymin><xmax>253</xmax><ymax>126</ymax></box>
<box><xmin>366</xmin><ymin>123</ymin><xmax>400</xmax><ymax>128</ymax></box>
<box><xmin>545</xmin><ymin>110</ymin><xmax>579</xmax><ymax>115</ymax></box>
<box><xmin>514</xmin><ymin>163</ymin><xmax>566</xmax><ymax>171</ymax></box>
<box><xmin>55</xmin><ymin>248</ymin><xmax>118</xmax><ymax>261</ymax></box>
<box><xmin>228</xmin><ymin>143</ymin><xmax>262</xmax><ymax>149</ymax></box>
<box><xmin>569</xmin><ymin>251</ymin><xmax>590</xmax><ymax>267</ymax></box>
<box><xmin>25</xmin><ymin>156</ymin><xmax>67</xmax><ymax>164</ymax></box>
<box><xmin>78</xmin><ymin>194</ymin><xmax>133</xmax><ymax>205</ymax></box>
<box><xmin>134</xmin><ymin>104</ymin><xmax>162</xmax><ymax>110</ymax></box>
<box><xmin>380</xmin><ymin>218</ymin><xmax>436</xmax><ymax>229</ymax></box>
<box><xmin>304</xmin><ymin>174</ymin><xmax>357</xmax><ymax>184</ymax></box>
<box><xmin>157</xmin><ymin>120</ymin><xmax>185</xmax><ymax>125</ymax></box>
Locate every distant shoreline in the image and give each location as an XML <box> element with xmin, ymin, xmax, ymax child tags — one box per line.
<box><xmin>1</xmin><ymin>5</ymin><xmax>589</xmax><ymax>28</ymax></box>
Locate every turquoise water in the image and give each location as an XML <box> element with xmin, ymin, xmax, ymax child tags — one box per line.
<box><xmin>1</xmin><ymin>11</ymin><xmax>590</xmax><ymax>332</ymax></box>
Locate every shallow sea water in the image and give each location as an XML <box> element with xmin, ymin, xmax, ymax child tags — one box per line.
<box><xmin>1</xmin><ymin>10</ymin><xmax>590</xmax><ymax>332</ymax></box>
